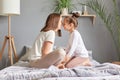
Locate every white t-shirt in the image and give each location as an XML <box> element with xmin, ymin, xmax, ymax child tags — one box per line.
<box><xmin>28</xmin><ymin>30</ymin><xmax>55</xmax><ymax>60</ymax></box>
<box><xmin>66</xmin><ymin>30</ymin><xmax>89</xmax><ymax>58</ymax></box>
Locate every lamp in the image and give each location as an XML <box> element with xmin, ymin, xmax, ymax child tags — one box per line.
<box><xmin>0</xmin><ymin>0</ymin><xmax>20</xmax><ymax>65</ymax></box>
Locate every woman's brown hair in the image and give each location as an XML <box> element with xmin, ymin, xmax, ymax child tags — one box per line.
<box><xmin>41</xmin><ymin>13</ymin><xmax>61</xmax><ymax>32</ymax></box>
<box><xmin>64</xmin><ymin>13</ymin><xmax>80</xmax><ymax>28</ymax></box>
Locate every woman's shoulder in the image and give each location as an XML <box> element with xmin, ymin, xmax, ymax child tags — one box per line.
<box><xmin>41</xmin><ymin>30</ymin><xmax>55</xmax><ymax>34</ymax></box>
<box><xmin>43</xmin><ymin>30</ymin><xmax>55</xmax><ymax>37</ymax></box>
<box><xmin>39</xmin><ymin>30</ymin><xmax>55</xmax><ymax>37</ymax></box>
<box><xmin>47</xmin><ymin>30</ymin><xmax>55</xmax><ymax>33</ymax></box>
<box><xmin>46</xmin><ymin>30</ymin><xmax>55</xmax><ymax>35</ymax></box>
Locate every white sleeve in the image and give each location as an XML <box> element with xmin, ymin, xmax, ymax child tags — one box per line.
<box><xmin>67</xmin><ymin>32</ymin><xmax>78</xmax><ymax>57</ymax></box>
<box><xmin>78</xmin><ymin>34</ymin><xmax>89</xmax><ymax>58</ymax></box>
<box><xmin>45</xmin><ymin>30</ymin><xmax>55</xmax><ymax>43</ymax></box>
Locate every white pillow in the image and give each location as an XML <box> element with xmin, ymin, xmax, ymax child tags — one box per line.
<box><xmin>19</xmin><ymin>46</ymin><xmax>32</xmax><ymax>61</ymax></box>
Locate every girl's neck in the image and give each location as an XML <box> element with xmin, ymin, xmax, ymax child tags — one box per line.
<box><xmin>69</xmin><ymin>28</ymin><xmax>75</xmax><ymax>33</ymax></box>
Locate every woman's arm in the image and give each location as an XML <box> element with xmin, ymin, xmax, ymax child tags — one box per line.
<box><xmin>42</xmin><ymin>41</ymin><xmax>53</xmax><ymax>57</ymax></box>
<box><xmin>42</xmin><ymin>30</ymin><xmax>55</xmax><ymax>57</ymax></box>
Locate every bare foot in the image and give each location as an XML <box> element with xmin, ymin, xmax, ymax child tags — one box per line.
<box><xmin>57</xmin><ymin>64</ymin><xmax>65</xmax><ymax>69</ymax></box>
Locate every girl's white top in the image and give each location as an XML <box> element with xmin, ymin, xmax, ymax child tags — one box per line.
<box><xmin>66</xmin><ymin>30</ymin><xmax>89</xmax><ymax>58</ymax></box>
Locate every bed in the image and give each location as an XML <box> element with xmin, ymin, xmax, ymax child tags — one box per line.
<box><xmin>0</xmin><ymin>60</ymin><xmax>120</xmax><ymax>80</ymax></box>
<box><xmin>0</xmin><ymin>46</ymin><xmax>120</xmax><ymax>80</ymax></box>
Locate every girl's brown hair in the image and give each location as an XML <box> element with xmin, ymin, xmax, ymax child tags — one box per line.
<box><xmin>41</xmin><ymin>13</ymin><xmax>61</xmax><ymax>32</ymax></box>
<box><xmin>64</xmin><ymin>13</ymin><xmax>79</xmax><ymax>28</ymax></box>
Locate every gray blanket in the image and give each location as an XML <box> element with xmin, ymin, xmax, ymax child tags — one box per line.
<box><xmin>0</xmin><ymin>62</ymin><xmax>120</xmax><ymax>80</ymax></box>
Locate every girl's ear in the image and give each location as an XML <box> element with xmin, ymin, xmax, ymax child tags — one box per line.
<box><xmin>70</xmin><ymin>23</ymin><xmax>74</xmax><ymax>27</ymax></box>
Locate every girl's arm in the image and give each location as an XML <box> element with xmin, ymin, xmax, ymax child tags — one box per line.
<box><xmin>60</xmin><ymin>55</ymin><xmax>71</xmax><ymax>63</ymax></box>
<box><xmin>57</xmin><ymin>54</ymin><xmax>71</xmax><ymax>69</ymax></box>
<box><xmin>67</xmin><ymin>32</ymin><xmax>78</xmax><ymax>57</ymax></box>
<box><xmin>64</xmin><ymin>55</ymin><xmax>71</xmax><ymax>63</ymax></box>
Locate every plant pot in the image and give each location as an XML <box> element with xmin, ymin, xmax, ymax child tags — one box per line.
<box><xmin>61</xmin><ymin>8</ymin><xmax>68</xmax><ymax>15</ymax></box>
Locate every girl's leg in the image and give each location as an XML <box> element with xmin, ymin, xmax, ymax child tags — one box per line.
<box><xmin>30</xmin><ymin>48</ymin><xmax>66</xmax><ymax>68</ymax></box>
<box><xmin>65</xmin><ymin>57</ymin><xmax>91</xmax><ymax>68</ymax></box>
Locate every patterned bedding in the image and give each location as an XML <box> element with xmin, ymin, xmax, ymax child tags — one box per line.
<box><xmin>41</xmin><ymin>76</ymin><xmax>120</xmax><ymax>80</ymax></box>
<box><xmin>0</xmin><ymin>61</ymin><xmax>120</xmax><ymax>80</ymax></box>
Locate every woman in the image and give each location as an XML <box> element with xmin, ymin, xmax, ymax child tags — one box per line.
<box><xmin>62</xmin><ymin>13</ymin><xmax>91</xmax><ymax>68</ymax></box>
<box><xmin>28</xmin><ymin>13</ymin><xmax>66</xmax><ymax>68</ymax></box>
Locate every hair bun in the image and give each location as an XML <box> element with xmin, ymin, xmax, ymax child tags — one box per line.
<box><xmin>72</xmin><ymin>13</ymin><xmax>80</xmax><ymax>18</ymax></box>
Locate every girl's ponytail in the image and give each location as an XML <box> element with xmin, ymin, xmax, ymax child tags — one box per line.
<box><xmin>72</xmin><ymin>13</ymin><xmax>80</xmax><ymax>18</ymax></box>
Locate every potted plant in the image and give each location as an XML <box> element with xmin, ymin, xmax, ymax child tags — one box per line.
<box><xmin>54</xmin><ymin>0</ymin><xmax>73</xmax><ymax>15</ymax></box>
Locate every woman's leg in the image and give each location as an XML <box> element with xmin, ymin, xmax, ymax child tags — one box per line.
<box><xmin>30</xmin><ymin>48</ymin><xmax>66</xmax><ymax>68</ymax></box>
<box><xmin>65</xmin><ymin>57</ymin><xmax>91</xmax><ymax>68</ymax></box>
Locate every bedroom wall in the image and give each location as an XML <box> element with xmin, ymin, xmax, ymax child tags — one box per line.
<box><xmin>0</xmin><ymin>0</ymin><xmax>119</xmax><ymax>69</ymax></box>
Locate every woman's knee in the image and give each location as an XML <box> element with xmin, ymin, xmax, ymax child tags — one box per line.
<box><xmin>55</xmin><ymin>48</ymin><xmax>66</xmax><ymax>58</ymax></box>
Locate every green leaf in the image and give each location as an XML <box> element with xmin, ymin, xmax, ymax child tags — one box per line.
<box><xmin>79</xmin><ymin>0</ymin><xmax>120</xmax><ymax>60</ymax></box>
<box><xmin>54</xmin><ymin>0</ymin><xmax>73</xmax><ymax>13</ymax></box>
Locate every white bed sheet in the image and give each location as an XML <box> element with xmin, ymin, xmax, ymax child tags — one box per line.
<box><xmin>0</xmin><ymin>61</ymin><xmax>120</xmax><ymax>80</ymax></box>
<box><xmin>41</xmin><ymin>76</ymin><xmax>120</xmax><ymax>80</ymax></box>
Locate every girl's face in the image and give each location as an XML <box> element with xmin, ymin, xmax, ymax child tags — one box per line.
<box><xmin>63</xmin><ymin>18</ymin><xmax>73</xmax><ymax>32</ymax></box>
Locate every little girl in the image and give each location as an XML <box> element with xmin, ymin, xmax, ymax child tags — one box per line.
<box><xmin>62</xmin><ymin>13</ymin><xmax>91</xmax><ymax>68</ymax></box>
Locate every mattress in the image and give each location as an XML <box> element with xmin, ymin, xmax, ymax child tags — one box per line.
<box><xmin>0</xmin><ymin>61</ymin><xmax>120</xmax><ymax>80</ymax></box>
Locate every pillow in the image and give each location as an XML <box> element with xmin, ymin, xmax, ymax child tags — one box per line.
<box><xmin>19</xmin><ymin>46</ymin><xmax>32</xmax><ymax>61</ymax></box>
